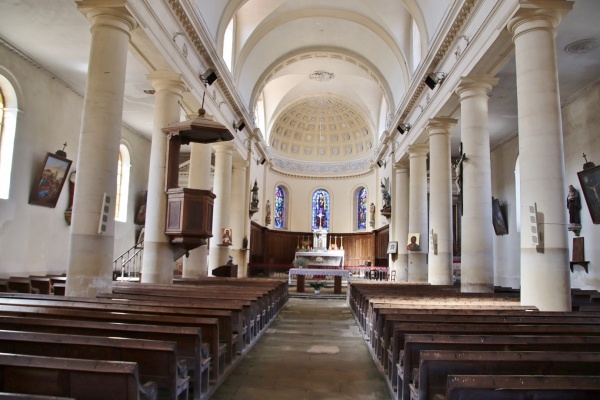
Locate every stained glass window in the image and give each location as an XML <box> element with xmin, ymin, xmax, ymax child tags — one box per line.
<box><xmin>357</xmin><ymin>187</ymin><xmax>367</xmax><ymax>230</ymax></box>
<box><xmin>312</xmin><ymin>189</ymin><xmax>330</xmax><ymax>231</ymax></box>
<box><xmin>274</xmin><ymin>185</ymin><xmax>285</xmax><ymax>229</ymax></box>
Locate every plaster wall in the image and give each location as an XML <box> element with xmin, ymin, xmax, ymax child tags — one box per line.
<box><xmin>0</xmin><ymin>42</ymin><xmax>150</xmax><ymax>278</ymax></box>
<box><xmin>264</xmin><ymin>169</ymin><xmax>379</xmax><ymax>233</ymax></box>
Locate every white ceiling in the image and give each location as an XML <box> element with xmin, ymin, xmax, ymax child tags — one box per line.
<box><xmin>1</xmin><ymin>0</ymin><xmax>599</xmax><ymax>163</ymax></box>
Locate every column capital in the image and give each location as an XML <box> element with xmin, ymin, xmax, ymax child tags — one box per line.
<box><xmin>507</xmin><ymin>1</ymin><xmax>573</xmax><ymax>38</ymax></box>
<box><xmin>426</xmin><ymin>117</ymin><xmax>458</xmax><ymax>136</ymax></box>
<box><xmin>77</xmin><ymin>1</ymin><xmax>137</xmax><ymax>34</ymax></box>
<box><xmin>147</xmin><ymin>72</ymin><xmax>187</xmax><ymax>94</ymax></box>
<box><xmin>407</xmin><ymin>144</ymin><xmax>429</xmax><ymax>158</ymax></box>
<box><xmin>456</xmin><ymin>76</ymin><xmax>499</xmax><ymax>101</ymax></box>
<box><xmin>394</xmin><ymin>161</ymin><xmax>409</xmax><ymax>172</ymax></box>
<box><xmin>213</xmin><ymin>141</ymin><xmax>234</xmax><ymax>154</ymax></box>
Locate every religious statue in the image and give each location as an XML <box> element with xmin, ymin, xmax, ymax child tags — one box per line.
<box><xmin>369</xmin><ymin>202</ymin><xmax>376</xmax><ymax>227</ymax></box>
<box><xmin>265</xmin><ymin>200</ymin><xmax>271</xmax><ymax>226</ymax></box>
<box><xmin>567</xmin><ymin>184</ymin><xmax>581</xmax><ymax>231</ymax></box>
<box><xmin>453</xmin><ymin>151</ymin><xmax>467</xmax><ymax>196</ymax></box>
<box><xmin>250</xmin><ymin>179</ymin><xmax>259</xmax><ymax>210</ymax></box>
<box><xmin>381</xmin><ymin>178</ymin><xmax>391</xmax><ymax>214</ymax></box>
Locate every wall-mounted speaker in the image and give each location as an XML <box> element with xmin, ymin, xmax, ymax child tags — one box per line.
<box><xmin>529</xmin><ymin>203</ymin><xmax>539</xmax><ymax>246</ymax></box>
<box><xmin>98</xmin><ymin>193</ymin><xmax>111</xmax><ymax>234</ymax></box>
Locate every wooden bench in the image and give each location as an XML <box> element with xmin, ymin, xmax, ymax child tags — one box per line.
<box><xmin>438</xmin><ymin>374</ymin><xmax>600</xmax><ymax>400</ymax></box>
<box><xmin>7</xmin><ymin>278</ymin><xmax>38</xmax><ymax>294</ymax></box>
<box><xmin>398</xmin><ymin>334</ymin><xmax>600</xmax><ymax>400</ymax></box>
<box><xmin>0</xmin><ymin>315</ymin><xmax>209</xmax><ymax>399</ymax></box>
<box><xmin>0</xmin><ymin>393</ymin><xmax>75</xmax><ymax>399</ymax></box>
<box><xmin>413</xmin><ymin>351</ymin><xmax>600</xmax><ymax>400</ymax></box>
<box><xmin>386</xmin><ymin>321</ymin><xmax>600</xmax><ymax>392</ymax></box>
<box><xmin>0</xmin><ymin>329</ymin><xmax>189</xmax><ymax>400</ymax></box>
<box><xmin>0</xmin><ymin>352</ymin><xmax>157</xmax><ymax>400</ymax></box>
<box><xmin>0</xmin><ymin>303</ymin><xmax>224</xmax><ymax>384</ymax></box>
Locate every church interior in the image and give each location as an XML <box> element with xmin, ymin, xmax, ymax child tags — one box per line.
<box><xmin>0</xmin><ymin>0</ymin><xmax>600</xmax><ymax>398</ymax></box>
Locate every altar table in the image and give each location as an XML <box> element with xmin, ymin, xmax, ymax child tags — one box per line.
<box><xmin>288</xmin><ymin>268</ymin><xmax>351</xmax><ymax>294</ymax></box>
<box><xmin>294</xmin><ymin>250</ymin><xmax>345</xmax><ymax>268</ymax></box>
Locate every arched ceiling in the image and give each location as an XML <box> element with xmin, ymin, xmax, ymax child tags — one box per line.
<box><xmin>200</xmin><ymin>0</ymin><xmax>452</xmax><ymax>167</ymax></box>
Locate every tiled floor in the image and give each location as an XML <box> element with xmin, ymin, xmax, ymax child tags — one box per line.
<box><xmin>212</xmin><ymin>297</ymin><xmax>391</xmax><ymax>400</ymax></box>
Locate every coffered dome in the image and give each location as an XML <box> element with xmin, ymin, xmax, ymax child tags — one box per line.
<box><xmin>269</xmin><ymin>96</ymin><xmax>375</xmax><ymax>163</ymax></box>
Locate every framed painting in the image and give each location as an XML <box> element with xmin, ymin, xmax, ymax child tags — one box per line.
<box><xmin>29</xmin><ymin>152</ymin><xmax>72</xmax><ymax>208</ymax></box>
<box><xmin>578</xmin><ymin>164</ymin><xmax>600</xmax><ymax>224</ymax></box>
<box><xmin>387</xmin><ymin>241</ymin><xmax>398</xmax><ymax>254</ymax></box>
<box><xmin>492</xmin><ymin>197</ymin><xmax>508</xmax><ymax>235</ymax></box>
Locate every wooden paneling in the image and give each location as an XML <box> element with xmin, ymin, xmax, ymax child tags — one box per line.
<box><xmin>249</xmin><ymin>225</ymin><xmax>388</xmax><ymax>268</ymax></box>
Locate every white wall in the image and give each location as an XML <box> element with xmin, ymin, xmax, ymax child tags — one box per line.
<box><xmin>0</xmin><ymin>42</ymin><xmax>151</xmax><ymax>278</ymax></box>
<box><xmin>264</xmin><ymin>169</ymin><xmax>379</xmax><ymax>233</ymax></box>
<box><xmin>563</xmin><ymin>82</ymin><xmax>600</xmax><ymax>289</ymax></box>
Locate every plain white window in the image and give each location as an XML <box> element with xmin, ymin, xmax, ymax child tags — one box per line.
<box><xmin>115</xmin><ymin>144</ymin><xmax>131</xmax><ymax>222</ymax></box>
<box><xmin>0</xmin><ymin>77</ymin><xmax>17</xmax><ymax>200</ymax></box>
<box><xmin>411</xmin><ymin>19</ymin><xmax>422</xmax><ymax>72</ymax></box>
<box><xmin>223</xmin><ymin>18</ymin><xmax>234</xmax><ymax>71</ymax></box>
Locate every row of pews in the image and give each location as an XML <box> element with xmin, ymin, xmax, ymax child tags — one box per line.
<box><xmin>0</xmin><ymin>276</ymin><xmax>288</xmax><ymax>399</ymax></box>
<box><xmin>349</xmin><ymin>282</ymin><xmax>600</xmax><ymax>400</ymax></box>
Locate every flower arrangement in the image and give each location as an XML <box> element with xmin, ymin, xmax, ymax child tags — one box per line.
<box><xmin>309</xmin><ymin>281</ymin><xmax>326</xmax><ymax>290</ymax></box>
<box><xmin>292</xmin><ymin>258</ymin><xmax>307</xmax><ymax>268</ymax></box>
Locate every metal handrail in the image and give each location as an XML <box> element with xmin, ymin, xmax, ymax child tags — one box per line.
<box><xmin>113</xmin><ymin>241</ymin><xmax>143</xmax><ymax>281</ymax></box>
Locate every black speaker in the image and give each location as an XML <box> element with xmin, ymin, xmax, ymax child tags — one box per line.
<box><xmin>200</xmin><ymin>69</ymin><xmax>218</xmax><ymax>85</ymax></box>
<box><xmin>425</xmin><ymin>74</ymin><xmax>437</xmax><ymax>90</ymax></box>
<box><xmin>260</xmin><ymin>158</ymin><xmax>266</xmax><ymax>165</ymax></box>
<box><xmin>234</xmin><ymin>120</ymin><xmax>246</xmax><ymax>131</ymax></box>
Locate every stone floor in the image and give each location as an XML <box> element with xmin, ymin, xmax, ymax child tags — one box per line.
<box><xmin>211</xmin><ymin>297</ymin><xmax>391</xmax><ymax>400</ymax></box>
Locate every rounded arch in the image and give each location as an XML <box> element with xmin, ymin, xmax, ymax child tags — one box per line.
<box><xmin>0</xmin><ymin>67</ymin><xmax>22</xmax><ymax>200</ymax></box>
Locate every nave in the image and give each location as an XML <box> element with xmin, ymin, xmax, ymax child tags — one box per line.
<box><xmin>213</xmin><ymin>297</ymin><xmax>390</xmax><ymax>400</ymax></box>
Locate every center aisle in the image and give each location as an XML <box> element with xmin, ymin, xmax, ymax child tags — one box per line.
<box><xmin>212</xmin><ymin>297</ymin><xmax>390</xmax><ymax>400</ymax></box>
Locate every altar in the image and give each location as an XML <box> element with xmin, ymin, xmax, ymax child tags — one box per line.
<box><xmin>288</xmin><ymin>268</ymin><xmax>351</xmax><ymax>294</ymax></box>
<box><xmin>294</xmin><ymin>249</ymin><xmax>345</xmax><ymax>268</ymax></box>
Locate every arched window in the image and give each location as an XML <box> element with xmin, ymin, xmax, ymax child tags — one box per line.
<box><xmin>115</xmin><ymin>144</ymin><xmax>131</xmax><ymax>222</ymax></box>
<box><xmin>356</xmin><ymin>186</ymin><xmax>367</xmax><ymax>231</ymax></box>
<box><xmin>312</xmin><ymin>189</ymin><xmax>330</xmax><ymax>231</ymax></box>
<box><xmin>0</xmin><ymin>77</ymin><xmax>18</xmax><ymax>200</ymax></box>
<box><xmin>223</xmin><ymin>18</ymin><xmax>234</xmax><ymax>71</ymax></box>
<box><xmin>274</xmin><ymin>185</ymin><xmax>286</xmax><ymax>229</ymax></box>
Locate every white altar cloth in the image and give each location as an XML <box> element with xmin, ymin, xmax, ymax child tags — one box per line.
<box><xmin>288</xmin><ymin>268</ymin><xmax>351</xmax><ymax>285</ymax></box>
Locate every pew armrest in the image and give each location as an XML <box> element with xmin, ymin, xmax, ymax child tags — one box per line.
<box><xmin>139</xmin><ymin>380</ymin><xmax>158</xmax><ymax>400</ymax></box>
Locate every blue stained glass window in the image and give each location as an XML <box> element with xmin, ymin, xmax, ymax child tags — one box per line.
<box><xmin>312</xmin><ymin>190</ymin><xmax>330</xmax><ymax>231</ymax></box>
<box><xmin>357</xmin><ymin>187</ymin><xmax>367</xmax><ymax>230</ymax></box>
<box><xmin>274</xmin><ymin>186</ymin><xmax>285</xmax><ymax>229</ymax></box>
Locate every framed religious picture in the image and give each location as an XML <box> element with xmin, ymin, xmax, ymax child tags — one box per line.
<box><xmin>578</xmin><ymin>164</ymin><xmax>600</xmax><ymax>224</ymax></box>
<box><xmin>407</xmin><ymin>233</ymin><xmax>421</xmax><ymax>251</ymax></box>
<box><xmin>387</xmin><ymin>241</ymin><xmax>398</xmax><ymax>254</ymax></box>
<box><xmin>222</xmin><ymin>228</ymin><xmax>232</xmax><ymax>245</ymax></box>
<box><xmin>492</xmin><ymin>197</ymin><xmax>508</xmax><ymax>235</ymax></box>
<box><xmin>29</xmin><ymin>152</ymin><xmax>72</xmax><ymax>208</ymax></box>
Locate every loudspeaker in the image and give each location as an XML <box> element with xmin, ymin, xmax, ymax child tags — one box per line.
<box><xmin>529</xmin><ymin>203</ymin><xmax>539</xmax><ymax>246</ymax></box>
<box><xmin>98</xmin><ymin>193</ymin><xmax>111</xmax><ymax>234</ymax></box>
<box><xmin>397</xmin><ymin>123</ymin><xmax>411</xmax><ymax>134</ymax></box>
<box><xmin>425</xmin><ymin>74</ymin><xmax>437</xmax><ymax>90</ymax></box>
<box><xmin>234</xmin><ymin>120</ymin><xmax>246</xmax><ymax>131</ymax></box>
<box><xmin>200</xmin><ymin>69</ymin><xmax>218</xmax><ymax>85</ymax></box>
<box><xmin>377</xmin><ymin>160</ymin><xmax>384</xmax><ymax>168</ymax></box>
<box><xmin>260</xmin><ymin>158</ymin><xmax>266</xmax><ymax>165</ymax></box>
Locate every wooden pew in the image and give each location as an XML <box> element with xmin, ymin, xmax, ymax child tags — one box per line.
<box><xmin>0</xmin><ymin>329</ymin><xmax>189</xmax><ymax>400</ymax></box>
<box><xmin>438</xmin><ymin>374</ymin><xmax>600</xmax><ymax>400</ymax></box>
<box><xmin>0</xmin><ymin>352</ymin><xmax>157</xmax><ymax>400</ymax></box>
<box><xmin>0</xmin><ymin>294</ymin><xmax>240</xmax><ymax>366</ymax></box>
<box><xmin>413</xmin><ymin>351</ymin><xmax>600</xmax><ymax>400</ymax></box>
<box><xmin>398</xmin><ymin>334</ymin><xmax>600</xmax><ymax>400</ymax></box>
<box><xmin>0</xmin><ymin>315</ymin><xmax>209</xmax><ymax>399</ymax></box>
<box><xmin>386</xmin><ymin>321</ymin><xmax>600</xmax><ymax>397</ymax></box>
<box><xmin>7</xmin><ymin>278</ymin><xmax>37</xmax><ymax>294</ymax></box>
<box><xmin>0</xmin><ymin>303</ymin><xmax>224</xmax><ymax>384</ymax></box>
<box><xmin>0</xmin><ymin>393</ymin><xmax>75</xmax><ymax>399</ymax></box>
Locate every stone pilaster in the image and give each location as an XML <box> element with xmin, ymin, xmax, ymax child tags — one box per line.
<box><xmin>209</xmin><ymin>142</ymin><xmax>234</xmax><ymax>273</ymax></box>
<box><xmin>393</xmin><ymin>162</ymin><xmax>410</xmax><ymax>282</ymax></box>
<box><xmin>407</xmin><ymin>144</ymin><xmax>429</xmax><ymax>282</ymax></box>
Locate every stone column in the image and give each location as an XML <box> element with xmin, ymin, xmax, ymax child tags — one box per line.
<box><xmin>407</xmin><ymin>144</ymin><xmax>429</xmax><ymax>282</ymax></box>
<box><xmin>508</xmin><ymin>2</ymin><xmax>572</xmax><ymax>311</ymax></box>
<box><xmin>182</xmin><ymin>142</ymin><xmax>212</xmax><ymax>278</ymax></box>
<box><xmin>456</xmin><ymin>76</ymin><xmax>498</xmax><ymax>293</ymax></box>
<box><xmin>66</xmin><ymin>2</ymin><xmax>136</xmax><ymax>297</ymax></box>
<box><xmin>230</xmin><ymin>161</ymin><xmax>248</xmax><ymax>277</ymax></box>
<box><xmin>393</xmin><ymin>162</ymin><xmax>410</xmax><ymax>282</ymax></box>
<box><xmin>140</xmin><ymin>73</ymin><xmax>186</xmax><ymax>284</ymax></box>
<box><xmin>427</xmin><ymin>118</ymin><xmax>457</xmax><ymax>285</ymax></box>
<box><xmin>209</xmin><ymin>142</ymin><xmax>234</xmax><ymax>273</ymax></box>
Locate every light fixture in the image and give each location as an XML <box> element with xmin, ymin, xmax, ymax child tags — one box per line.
<box><xmin>200</xmin><ymin>68</ymin><xmax>218</xmax><ymax>85</ymax></box>
<box><xmin>234</xmin><ymin>120</ymin><xmax>246</xmax><ymax>131</ymax></box>
<box><xmin>397</xmin><ymin>123</ymin><xmax>411</xmax><ymax>134</ymax></box>
<box><xmin>425</xmin><ymin>72</ymin><xmax>447</xmax><ymax>90</ymax></box>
